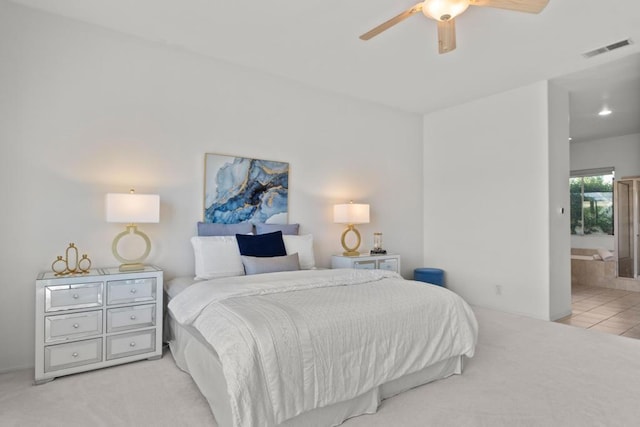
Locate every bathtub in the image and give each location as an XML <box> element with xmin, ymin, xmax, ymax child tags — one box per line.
<box><xmin>571</xmin><ymin>249</ymin><xmax>616</xmax><ymax>287</ymax></box>
<box><xmin>571</xmin><ymin>254</ymin><xmax>596</xmax><ymax>261</ymax></box>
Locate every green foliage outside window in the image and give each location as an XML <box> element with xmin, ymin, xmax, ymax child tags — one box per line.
<box><xmin>570</xmin><ymin>175</ymin><xmax>613</xmax><ymax>235</ymax></box>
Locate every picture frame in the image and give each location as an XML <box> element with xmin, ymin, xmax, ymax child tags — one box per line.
<box><xmin>204</xmin><ymin>153</ymin><xmax>289</xmax><ymax>224</ymax></box>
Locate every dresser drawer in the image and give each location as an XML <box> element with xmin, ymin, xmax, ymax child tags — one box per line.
<box><xmin>45</xmin><ymin>282</ymin><xmax>103</xmax><ymax>312</ymax></box>
<box><xmin>107</xmin><ymin>304</ymin><xmax>156</xmax><ymax>333</ymax></box>
<box><xmin>45</xmin><ymin>310</ymin><xmax>103</xmax><ymax>343</ymax></box>
<box><xmin>106</xmin><ymin>329</ymin><xmax>156</xmax><ymax>360</ymax></box>
<box><xmin>107</xmin><ymin>278</ymin><xmax>156</xmax><ymax>305</ymax></box>
<box><xmin>44</xmin><ymin>338</ymin><xmax>102</xmax><ymax>372</ymax></box>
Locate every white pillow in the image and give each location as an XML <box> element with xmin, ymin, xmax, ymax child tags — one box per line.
<box><xmin>282</xmin><ymin>234</ymin><xmax>316</xmax><ymax>270</ymax></box>
<box><xmin>191</xmin><ymin>236</ymin><xmax>245</xmax><ymax>280</ymax></box>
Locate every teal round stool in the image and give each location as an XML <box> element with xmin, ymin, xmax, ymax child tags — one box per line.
<box><xmin>414</xmin><ymin>268</ymin><xmax>445</xmax><ymax>287</ymax></box>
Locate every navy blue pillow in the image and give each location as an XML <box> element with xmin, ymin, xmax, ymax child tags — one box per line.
<box><xmin>236</xmin><ymin>231</ymin><xmax>287</xmax><ymax>257</ymax></box>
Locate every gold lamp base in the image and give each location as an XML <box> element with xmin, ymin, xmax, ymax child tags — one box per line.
<box><xmin>118</xmin><ymin>263</ymin><xmax>146</xmax><ymax>272</ymax></box>
<box><xmin>341</xmin><ymin>224</ymin><xmax>362</xmax><ymax>257</ymax></box>
<box><xmin>112</xmin><ymin>224</ymin><xmax>152</xmax><ymax>271</ymax></box>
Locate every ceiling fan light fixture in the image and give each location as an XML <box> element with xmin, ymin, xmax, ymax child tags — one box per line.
<box><xmin>422</xmin><ymin>0</ymin><xmax>470</xmax><ymax>22</ymax></box>
<box><xmin>360</xmin><ymin>0</ymin><xmax>548</xmax><ymax>53</ymax></box>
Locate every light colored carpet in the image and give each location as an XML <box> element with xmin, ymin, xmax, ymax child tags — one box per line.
<box><xmin>2</xmin><ymin>307</ymin><xmax>640</xmax><ymax>427</ymax></box>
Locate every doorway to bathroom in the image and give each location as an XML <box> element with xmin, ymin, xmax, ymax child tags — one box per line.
<box><xmin>554</xmin><ymin>53</ymin><xmax>640</xmax><ymax>331</ymax></box>
<box><xmin>569</xmin><ymin>169</ymin><xmax>615</xmax><ymax>288</ymax></box>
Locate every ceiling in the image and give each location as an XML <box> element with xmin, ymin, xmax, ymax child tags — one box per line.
<box><xmin>9</xmin><ymin>0</ymin><xmax>640</xmax><ymax>142</ymax></box>
<box><xmin>553</xmin><ymin>53</ymin><xmax>640</xmax><ymax>143</ymax></box>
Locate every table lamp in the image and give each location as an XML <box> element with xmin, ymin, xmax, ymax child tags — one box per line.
<box><xmin>106</xmin><ymin>189</ymin><xmax>160</xmax><ymax>271</ymax></box>
<box><xmin>333</xmin><ymin>202</ymin><xmax>370</xmax><ymax>256</ymax></box>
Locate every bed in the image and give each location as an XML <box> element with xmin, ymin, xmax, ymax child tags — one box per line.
<box><xmin>165</xmin><ymin>229</ymin><xmax>477</xmax><ymax>426</ymax></box>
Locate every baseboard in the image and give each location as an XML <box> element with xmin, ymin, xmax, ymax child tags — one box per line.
<box><xmin>0</xmin><ymin>363</ymin><xmax>33</xmax><ymax>375</ymax></box>
<box><xmin>550</xmin><ymin>308</ymin><xmax>573</xmax><ymax>322</ymax></box>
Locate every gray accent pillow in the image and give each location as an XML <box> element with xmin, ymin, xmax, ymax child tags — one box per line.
<box><xmin>241</xmin><ymin>253</ymin><xmax>300</xmax><ymax>275</ymax></box>
<box><xmin>255</xmin><ymin>223</ymin><xmax>300</xmax><ymax>235</ymax></box>
<box><xmin>197</xmin><ymin>222</ymin><xmax>253</xmax><ymax>236</ymax></box>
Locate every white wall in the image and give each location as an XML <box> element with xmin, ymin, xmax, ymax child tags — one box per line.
<box><xmin>547</xmin><ymin>82</ymin><xmax>572</xmax><ymax>321</ymax></box>
<box><xmin>570</xmin><ymin>133</ymin><xmax>640</xmax><ymax>251</ymax></box>
<box><xmin>423</xmin><ymin>81</ymin><xmax>570</xmax><ymax>320</ymax></box>
<box><xmin>0</xmin><ymin>2</ymin><xmax>424</xmax><ymax>372</ymax></box>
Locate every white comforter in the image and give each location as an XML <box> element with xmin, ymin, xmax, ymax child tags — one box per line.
<box><xmin>168</xmin><ymin>269</ymin><xmax>478</xmax><ymax>427</ymax></box>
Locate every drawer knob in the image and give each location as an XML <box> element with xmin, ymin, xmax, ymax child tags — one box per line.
<box><xmin>72</xmin><ymin>294</ymin><xmax>79</xmax><ymax>299</ymax></box>
<box><xmin>129</xmin><ymin>342</ymin><xmax>136</xmax><ymax>347</ymax></box>
<box><xmin>72</xmin><ymin>352</ymin><xmax>79</xmax><ymax>358</ymax></box>
<box><xmin>129</xmin><ymin>288</ymin><xmax>137</xmax><ymax>294</ymax></box>
<box><xmin>73</xmin><ymin>323</ymin><xmax>79</xmax><ymax>329</ymax></box>
<box><xmin>130</xmin><ymin>315</ymin><xmax>137</xmax><ymax>320</ymax></box>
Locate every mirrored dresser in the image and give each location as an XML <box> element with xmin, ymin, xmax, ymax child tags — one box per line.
<box><xmin>35</xmin><ymin>266</ymin><xmax>163</xmax><ymax>384</ymax></box>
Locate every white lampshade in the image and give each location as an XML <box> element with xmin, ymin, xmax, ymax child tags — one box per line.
<box><xmin>333</xmin><ymin>203</ymin><xmax>370</xmax><ymax>225</ymax></box>
<box><xmin>106</xmin><ymin>193</ymin><xmax>160</xmax><ymax>224</ymax></box>
<box><xmin>422</xmin><ymin>0</ymin><xmax>470</xmax><ymax>21</ymax></box>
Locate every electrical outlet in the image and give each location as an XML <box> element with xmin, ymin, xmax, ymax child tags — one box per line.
<box><xmin>495</xmin><ymin>285</ymin><xmax>502</xmax><ymax>295</ymax></box>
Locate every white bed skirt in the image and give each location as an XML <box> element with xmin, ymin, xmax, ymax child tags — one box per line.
<box><xmin>168</xmin><ymin>314</ymin><xmax>463</xmax><ymax>427</ymax></box>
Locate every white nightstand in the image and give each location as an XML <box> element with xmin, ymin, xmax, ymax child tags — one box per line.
<box><xmin>331</xmin><ymin>254</ymin><xmax>401</xmax><ymax>273</ymax></box>
<box><xmin>35</xmin><ymin>266</ymin><xmax>163</xmax><ymax>384</ymax></box>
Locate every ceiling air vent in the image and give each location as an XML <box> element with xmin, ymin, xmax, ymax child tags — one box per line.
<box><xmin>582</xmin><ymin>39</ymin><xmax>633</xmax><ymax>58</ymax></box>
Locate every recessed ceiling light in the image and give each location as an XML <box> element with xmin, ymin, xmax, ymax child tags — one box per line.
<box><xmin>598</xmin><ymin>107</ymin><xmax>612</xmax><ymax>116</ymax></box>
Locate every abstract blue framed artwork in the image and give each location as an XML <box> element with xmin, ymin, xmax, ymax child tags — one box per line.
<box><xmin>204</xmin><ymin>153</ymin><xmax>289</xmax><ymax>224</ymax></box>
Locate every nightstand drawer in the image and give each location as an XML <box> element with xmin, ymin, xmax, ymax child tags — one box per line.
<box><xmin>379</xmin><ymin>259</ymin><xmax>398</xmax><ymax>271</ymax></box>
<box><xmin>353</xmin><ymin>261</ymin><xmax>376</xmax><ymax>269</ymax></box>
<box><xmin>106</xmin><ymin>329</ymin><xmax>156</xmax><ymax>360</ymax></box>
<box><xmin>45</xmin><ymin>310</ymin><xmax>103</xmax><ymax>343</ymax></box>
<box><xmin>107</xmin><ymin>278</ymin><xmax>156</xmax><ymax>305</ymax></box>
<box><xmin>107</xmin><ymin>304</ymin><xmax>156</xmax><ymax>333</ymax></box>
<box><xmin>45</xmin><ymin>282</ymin><xmax>103</xmax><ymax>312</ymax></box>
<box><xmin>332</xmin><ymin>254</ymin><xmax>401</xmax><ymax>274</ymax></box>
<box><xmin>44</xmin><ymin>338</ymin><xmax>102</xmax><ymax>372</ymax></box>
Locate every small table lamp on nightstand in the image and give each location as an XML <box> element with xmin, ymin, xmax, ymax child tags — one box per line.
<box><xmin>106</xmin><ymin>189</ymin><xmax>160</xmax><ymax>272</ymax></box>
<box><xmin>333</xmin><ymin>201</ymin><xmax>370</xmax><ymax>256</ymax></box>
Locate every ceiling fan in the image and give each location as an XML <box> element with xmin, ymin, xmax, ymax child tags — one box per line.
<box><xmin>360</xmin><ymin>0</ymin><xmax>549</xmax><ymax>54</ymax></box>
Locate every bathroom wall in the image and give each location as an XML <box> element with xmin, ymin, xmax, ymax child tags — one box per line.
<box><xmin>570</xmin><ymin>132</ymin><xmax>640</xmax><ymax>251</ymax></box>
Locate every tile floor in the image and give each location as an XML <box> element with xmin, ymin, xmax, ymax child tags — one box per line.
<box><xmin>556</xmin><ymin>285</ymin><xmax>640</xmax><ymax>339</ymax></box>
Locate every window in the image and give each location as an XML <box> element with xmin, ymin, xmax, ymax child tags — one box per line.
<box><xmin>570</xmin><ymin>168</ymin><xmax>614</xmax><ymax>235</ymax></box>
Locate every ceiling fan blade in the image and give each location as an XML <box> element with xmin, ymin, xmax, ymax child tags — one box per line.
<box><xmin>470</xmin><ymin>0</ymin><xmax>549</xmax><ymax>14</ymax></box>
<box><xmin>437</xmin><ymin>19</ymin><xmax>456</xmax><ymax>54</ymax></box>
<box><xmin>359</xmin><ymin>3</ymin><xmax>423</xmax><ymax>40</ymax></box>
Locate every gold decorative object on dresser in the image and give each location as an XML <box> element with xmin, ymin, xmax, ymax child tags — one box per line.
<box><xmin>51</xmin><ymin>243</ymin><xmax>92</xmax><ymax>276</ymax></box>
<box><xmin>34</xmin><ymin>266</ymin><xmax>163</xmax><ymax>384</ymax></box>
